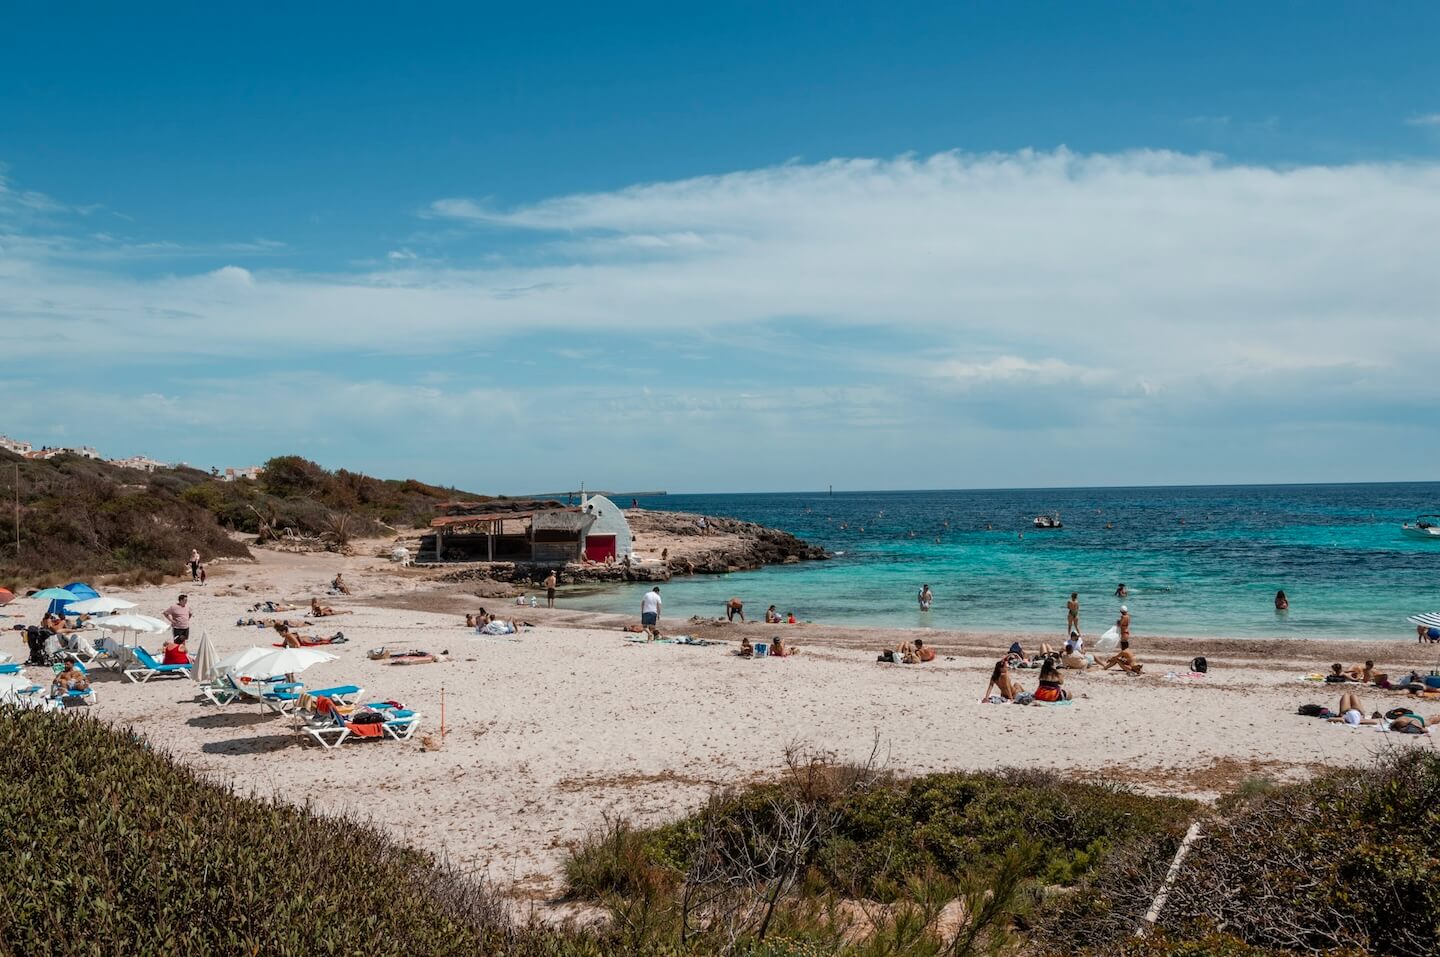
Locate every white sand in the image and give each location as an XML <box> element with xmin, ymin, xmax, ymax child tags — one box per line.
<box><xmin>14</xmin><ymin>544</ymin><xmax>1437</xmax><ymax>897</ymax></box>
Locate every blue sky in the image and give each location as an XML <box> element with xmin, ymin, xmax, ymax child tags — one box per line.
<box><xmin>3</xmin><ymin>2</ymin><xmax>1439</xmax><ymax>492</ymax></box>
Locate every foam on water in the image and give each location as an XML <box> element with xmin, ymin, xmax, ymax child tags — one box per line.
<box><xmin>565</xmin><ymin>483</ymin><xmax>1440</xmax><ymax>640</ymax></box>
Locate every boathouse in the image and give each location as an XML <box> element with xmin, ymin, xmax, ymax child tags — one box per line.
<box><xmin>578</xmin><ymin>493</ymin><xmax>633</xmax><ymax>562</ymax></box>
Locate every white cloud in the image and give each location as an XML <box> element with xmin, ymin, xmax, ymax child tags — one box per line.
<box><xmin>3</xmin><ymin>148</ymin><xmax>1440</xmax><ymax>483</ymax></box>
<box><xmin>1404</xmin><ymin>113</ymin><xmax>1440</xmax><ymax>127</ymax></box>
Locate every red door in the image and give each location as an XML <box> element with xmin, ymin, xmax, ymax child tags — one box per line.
<box><xmin>585</xmin><ymin>535</ymin><xmax>616</xmax><ymax>562</ymax></box>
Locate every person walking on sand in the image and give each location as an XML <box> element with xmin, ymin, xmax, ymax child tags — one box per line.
<box><xmin>189</xmin><ymin>549</ymin><xmax>201</xmax><ymax>582</ymax></box>
<box><xmin>918</xmin><ymin>584</ymin><xmax>933</xmax><ymax>611</ymax></box>
<box><xmin>640</xmin><ymin>586</ymin><xmax>663</xmax><ymax>639</ymax></box>
<box><xmin>1067</xmin><ymin>592</ymin><xmax>1080</xmax><ymax>635</ymax></box>
<box><xmin>543</xmin><ymin>571</ymin><xmax>557</xmax><ymax>609</ymax></box>
<box><xmin>1118</xmin><ymin>605</ymin><xmax>1131</xmax><ymax>641</ymax></box>
<box><xmin>162</xmin><ymin>594</ymin><xmax>192</xmax><ymax>641</ymax></box>
<box><xmin>725</xmin><ymin>597</ymin><xmax>745</xmax><ymax>622</ymax></box>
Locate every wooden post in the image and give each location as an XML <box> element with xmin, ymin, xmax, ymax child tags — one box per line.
<box><xmin>487</xmin><ymin>520</ymin><xmax>495</xmax><ymax>561</ymax></box>
<box><xmin>440</xmin><ymin>685</ymin><xmax>446</xmax><ymax>740</ymax></box>
<box><xmin>436</xmin><ymin>525</ymin><xmax>445</xmax><ymax>562</ymax></box>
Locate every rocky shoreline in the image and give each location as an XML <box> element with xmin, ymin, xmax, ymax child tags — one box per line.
<box><xmin>428</xmin><ymin>508</ymin><xmax>826</xmax><ymax>589</ymax></box>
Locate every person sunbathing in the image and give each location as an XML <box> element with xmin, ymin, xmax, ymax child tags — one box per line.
<box><xmin>1033</xmin><ymin>659</ymin><xmax>1070</xmax><ymax>702</ymax></box>
<box><xmin>310</xmin><ymin>599</ymin><xmax>352</xmax><ymax>618</ymax></box>
<box><xmin>1060</xmin><ymin>641</ymin><xmax>1089</xmax><ymax>670</ymax></box>
<box><xmin>1387</xmin><ymin>712</ymin><xmax>1440</xmax><ymax>733</ymax></box>
<box><xmin>764</xmin><ymin>605</ymin><xmax>781</xmax><ymax>624</ymax></box>
<box><xmin>1324</xmin><ymin>663</ymin><xmax>1353</xmax><ymax>683</ymax></box>
<box><xmin>51</xmin><ymin>661</ymin><xmax>90</xmax><ymax>696</ymax></box>
<box><xmin>1100</xmin><ymin>640</ymin><xmax>1142</xmax><ymax>674</ymax></box>
<box><xmin>331</xmin><ymin>574</ymin><xmax>352</xmax><ymax>595</ymax></box>
<box><xmin>162</xmin><ymin>635</ymin><xmax>190</xmax><ymax>665</ymax></box>
<box><xmin>771</xmin><ymin>636</ymin><xmax>799</xmax><ymax>658</ymax></box>
<box><xmin>913</xmin><ymin>638</ymin><xmax>936</xmax><ymax>662</ymax></box>
<box><xmin>981</xmin><ymin>659</ymin><xmax>1022</xmax><ymax>702</ymax></box>
<box><xmin>1327</xmin><ymin>692</ymin><xmax>1382</xmax><ymax>725</ymax></box>
<box><xmin>737</xmin><ymin>635</ymin><xmax>753</xmax><ymax>658</ymax></box>
<box><xmin>249</xmin><ymin>601</ymin><xmax>298</xmax><ymax>612</ymax></box>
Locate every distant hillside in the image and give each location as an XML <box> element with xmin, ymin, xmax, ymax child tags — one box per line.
<box><xmin>0</xmin><ymin>451</ymin><xmax>497</xmax><ymax>587</ymax></box>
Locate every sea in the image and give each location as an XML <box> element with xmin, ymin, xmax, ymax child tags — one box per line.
<box><xmin>565</xmin><ymin>483</ymin><xmax>1440</xmax><ymax>641</ymax></box>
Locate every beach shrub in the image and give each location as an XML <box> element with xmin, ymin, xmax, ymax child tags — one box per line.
<box><xmin>0</xmin><ymin>450</ymin><xmax>497</xmax><ymax>585</ymax></box>
<box><xmin>1047</xmin><ymin>750</ymin><xmax>1440</xmax><ymax>957</ymax></box>
<box><xmin>0</xmin><ymin>707</ymin><xmax>621</xmax><ymax>957</ymax></box>
<box><xmin>563</xmin><ymin>757</ymin><xmax>1195</xmax><ymax>955</ymax></box>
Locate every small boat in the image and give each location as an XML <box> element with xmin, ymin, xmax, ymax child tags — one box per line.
<box><xmin>1402</xmin><ymin>515</ymin><xmax>1440</xmax><ymax>540</ymax></box>
<box><xmin>1032</xmin><ymin>513</ymin><xmax>1062</xmax><ymax>529</ymax></box>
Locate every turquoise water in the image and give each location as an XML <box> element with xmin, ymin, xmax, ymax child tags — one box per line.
<box><xmin>567</xmin><ymin>484</ymin><xmax>1440</xmax><ymax>640</ymax></box>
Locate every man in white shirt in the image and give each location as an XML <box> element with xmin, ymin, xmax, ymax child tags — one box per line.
<box><xmin>640</xmin><ymin>586</ymin><xmax>662</xmax><ymax>638</ymax></box>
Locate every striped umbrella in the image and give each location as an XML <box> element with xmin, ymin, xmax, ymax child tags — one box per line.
<box><xmin>1407</xmin><ymin>612</ymin><xmax>1440</xmax><ymax>630</ymax></box>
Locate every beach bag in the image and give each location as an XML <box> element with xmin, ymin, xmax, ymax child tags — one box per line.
<box><xmin>1191</xmin><ymin>656</ymin><xmax>1208</xmax><ymax>674</ymax></box>
<box><xmin>1093</xmin><ymin>626</ymin><xmax>1120</xmax><ymax>654</ymax></box>
<box><xmin>1297</xmin><ymin>704</ymin><xmax>1328</xmax><ymax>717</ymax></box>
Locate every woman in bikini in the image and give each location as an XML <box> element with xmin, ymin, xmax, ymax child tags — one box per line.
<box><xmin>982</xmin><ymin>659</ymin><xmax>1023</xmax><ymax>702</ymax></box>
<box><xmin>1033</xmin><ymin>659</ymin><xmax>1070</xmax><ymax>702</ymax></box>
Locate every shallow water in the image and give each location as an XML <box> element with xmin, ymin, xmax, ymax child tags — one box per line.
<box><xmin>566</xmin><ymin>484</ymin><xmax>1440</xmax><ymax>640</ymax></box>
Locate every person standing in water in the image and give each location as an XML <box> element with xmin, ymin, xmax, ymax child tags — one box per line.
<box><xmin>1274</xmin><ymin>590</ymin><xmax>1289</xmax><ymax>611</ymax></box>
<box><xmin>543</xmin><ymin>570</ymin><xmax>557</xmax><ymax>609</ymax></box>
<box><xmin>918</xmin><ymin>584</ymin><xmax>933</xmax><ymax>611</ymax></box>
<box><xmin>1115</xmin><ymin>583</ymin><xmax>1128</xmax><ymax>599</ymax></box>
<box><xmin>1067</xmin><ymin>592</ymin><xmax>1080</xmax><ymax>636</ymax></box>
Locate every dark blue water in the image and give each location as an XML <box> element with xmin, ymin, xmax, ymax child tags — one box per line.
<box><xmin>573</xmin><ymin>484</ymin><xmax>1440</xmax><ymax>640</ymax></box>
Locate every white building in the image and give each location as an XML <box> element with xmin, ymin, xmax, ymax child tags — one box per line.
<box><xmin>579</xmin><ymin>493</ymin><xmax>633</xmax><ymax>561</ymax></box>
<box><xmin>222</xmin><ymin>466</ymin><xmax>264</xmax><ymax>482</ymax></box>
<box><xmin>109</xmin><ymin>455</ymin><xmax>168</xmax><ymax>473</ymax></box>
<box><xmin>0</xmin><ymin>435</ymin><xmax>31</xmax><ymax>455</ymax></box>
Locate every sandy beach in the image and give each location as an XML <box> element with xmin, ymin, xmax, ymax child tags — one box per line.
<box><xmin>15</xmin><ymin>541</ymin><xmax>1440</xmax><ymax>900</ymax></box>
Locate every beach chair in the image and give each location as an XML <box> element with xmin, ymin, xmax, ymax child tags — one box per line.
<box><xmin>196</xmin><ymin>672</ymin><xmax>246</xmax><ymax>707</ymax></box>
<box><xmin>0</xmin><ymin>663</ymin><xmax>20</xmax><ymax>675</ymax></box>
<box><xmin>124</xmin><ymin>647</ymin><xmax>193</xmax><ymax>683</ymax></box>
<box><xmin>258</xmin><ymin>681</ymin><xmax>307</xmax><ymax>714</ymax></box>
<box><xmin>304</xmin><ymin>685</ymin><xmax>365</xmax><ymax>705</ymax></box>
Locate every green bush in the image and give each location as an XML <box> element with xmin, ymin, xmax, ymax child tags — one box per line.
<box><xmin>0</xmin><ymin>708</ymin><xmax>619</xmax><ymax>957</ymax></box>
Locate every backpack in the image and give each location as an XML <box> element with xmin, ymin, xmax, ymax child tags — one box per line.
<box><xmin>1191</xmin><ymin>656</ymin><xmax>1208</xmax><ymax>674</ymax></box>
<box><xmin>1297</xmin><ymin>703</ymin><xmax>1328</xmax><ymax>717</ymax></box>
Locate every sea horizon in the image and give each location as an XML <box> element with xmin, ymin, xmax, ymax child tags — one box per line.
<box><xmin>563</xmin><ymin>482</ymin><xmax>1440</xmax><ymax>641</ymax></box>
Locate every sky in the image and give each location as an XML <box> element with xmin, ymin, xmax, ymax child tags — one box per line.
<box><xmin>2</xmin><ymin>2</ymin><xmax>1439</xmax><ymax>494</ymax></box>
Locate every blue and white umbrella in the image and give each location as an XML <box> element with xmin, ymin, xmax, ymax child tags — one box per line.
<box><xmin>1407</xmin><ymin>612</ymin><xmax>1440</xmax><ymax>630</ymax></box>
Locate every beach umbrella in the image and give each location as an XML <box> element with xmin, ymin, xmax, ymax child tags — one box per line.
<box><xmin>1408</xmin><ymin>612</ymin><xmax>1440</xmax><ymax>630</ymax></box>
<box><xmin>30</xmin><ymin>587</ymin><xmax>79</xmax><ymax>602</ymax></box>
<box><xmin>93</xmin><ymin>613</ymin><xmax>172</xmax><ymax>655</ymax></box>
<box><xmin>0</xmin><ymin>673</ymin><xmax>42</xmax><ymax>703</ymax></box>
<box><xmin>94</xmin><ymin>614</ymin><xmax>171</xmax><ymax>634</ymax></box>
<box><xmin>0</xmin><ymin>587</ymin><xmax>13</xmax><ymax>606</ymax></box>
<box><xmin>238</xmin><ymin>647</ymin><xmax>337</xmax><ymax>680</ymax></box>
<box><xmin>67</xmin><ymin>596</ymin><xmax>138</xmax><ymax>615</ymax></box>
<box><xmin>190</xmin><ymin>630</ymin><xmax>219</xmax><ymax>683</ymax></box>
<box><xmin>215</xmin><ymin>646</ymin><xmax>272</xmax><ymax>674</ymax></box>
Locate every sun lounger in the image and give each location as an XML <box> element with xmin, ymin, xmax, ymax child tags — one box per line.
<box><xmin>124</xmin><ymin>647</ymin><xmax>192</xmax><ymax>683</ymax></box>
<box><xmin>197</xmin><ymin>672</ymin><xmax>247</xmax><ymax>707</ymax></box>
<box><xmin>305</xmin><ymin>685</ymin><xmax>365</xmax><ymax>704</ymax></box>
<box><xmin>300</xmin><ymin>698</ymin><xmax>421</xmax><ymax>749</ymax></box>
<box><xmin>0</xmin><ymin>663</ymin><xmax>20</xmax><ymax>675</ymax></box>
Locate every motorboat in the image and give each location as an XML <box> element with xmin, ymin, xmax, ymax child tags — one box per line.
<box><xmin>1402</xmin><ymin>515</ymin><xmax>1440</xmax><ymax>540</ymax></box>
<box><xmin>1032</xmin><ymin>513</ymin><xmax>1062</xmax><ymax>530</ymax></box>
